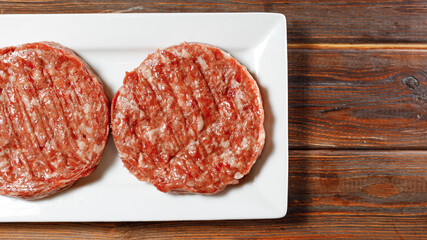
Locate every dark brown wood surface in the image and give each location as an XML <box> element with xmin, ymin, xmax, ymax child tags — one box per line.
<box><xmin>0</xmin><ymin>0</ymin><xmax>426</xmax><ymax>239</ymax></box>
<box><xmin>1</xmin><ymin>0</ymin><xmax>427</xmax><ymax>43</ymax></box>
<box><xmin>289</xmin><ymin>48</ymin><xmax>427</xmax><ymax>149</ymax></box>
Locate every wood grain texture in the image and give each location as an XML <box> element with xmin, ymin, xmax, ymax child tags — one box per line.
<box><xmin>289</xmin><ymin>43</ymin><xmax>427</xmax><ymax>50</ymax></box>
<box><xmin>0</xmin><ymin>1</ymin><xmax>426</xmax><ymax>239</ymax></box>
<box><xmin>289</xmin><ymin>150</ymin><xmax>427</xmax><ymax>213</ymax></box>
<box><xmin>0</xmin><ymin>150</ymin><xmax>425</xmax><ymax>239</ymax></box>
<box><xmin>0</xmin><ymin>0</ymin><xmax>426</xmax><ymax>44</ymax></box>
<box><xmin>0</xmin><ymin>213</ymin><xmax>425</xmax><ymax>239</ymax></box>
<box><xmin>289</xmin><ymin>48</ymin><xmax>427</xmax><ymax>149</ymax></box>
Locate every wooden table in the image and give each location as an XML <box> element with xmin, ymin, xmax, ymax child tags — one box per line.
<box><xmin>1</xmin><ymin>1</ymin><xmax>426</xmax><ymax>239</ymax></box>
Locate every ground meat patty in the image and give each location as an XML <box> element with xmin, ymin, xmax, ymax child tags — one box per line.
<box><xmin>0</xmin><ymin>42</ymin><xmax>109</xmax><ymax>199</ymax></box>
<box><xmin>112</xmin><ymin>42</ymin><xmax>265</xmax><ymax>194</ymax></box>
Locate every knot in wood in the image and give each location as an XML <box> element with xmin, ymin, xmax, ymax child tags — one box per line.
<box><xmin>401</xmin><ymin>76</ymin><xmax>419</xmax><ymax>90</ymax></box>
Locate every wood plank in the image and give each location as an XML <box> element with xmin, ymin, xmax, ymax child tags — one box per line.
<box><xmin>0</xmin><ymin>1</ymin><xmax>425</xmax><ymax>238</ymax></box>
<box><xmin>0</xmin><ymin>150</ymin><xmax>425</xmax><ymax>239</ymax></box>
<box><xmin>288</xmin><ymin>43</ymin><xmax>427</xmax><ymax>50</ymax></box>
<box><xmin>289</xmin><ymin>48</ymin><xmax>427</xmax><ymax>149</ymax></box>
<box><xmin>288</xmin><ymin>150</ymin><xmax>427</xmax><ymax>213</ymax></box>
<box><xmin>0</xmin><ymin>0</ymin><xmax>426</xmax><ymax>44</ymax></box>
<box><xmin>0</xmin><ymin>213</ymin><xmax>425</xmax><ymax>239</ymax></box>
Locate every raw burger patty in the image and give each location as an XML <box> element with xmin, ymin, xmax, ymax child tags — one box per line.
<box><xmin>112</xmin><ymin>42</ymin><xmax>265</xmax><ymax>194</ymax></box>
<box><xmin>0</xmin><ymin>42</ymin><xmax>109</xmax><ymax>199</ymax></box>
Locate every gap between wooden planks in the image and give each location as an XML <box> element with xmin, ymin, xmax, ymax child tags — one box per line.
<box><xmin>288</xmin><ymin>43</ymin><xmax>427</xmax><ymax>50</ymax></box>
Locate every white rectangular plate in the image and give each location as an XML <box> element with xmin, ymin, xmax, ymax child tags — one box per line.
<box><xmin>0</xmin><ymin>13</ymin><xmax>288</xmax><ymax>222</ymax></box>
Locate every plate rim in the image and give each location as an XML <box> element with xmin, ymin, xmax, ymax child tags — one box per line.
<box><xmin>0</xmin><ymin>12</ymin><xmax>288</xmax><ymax>222</ymax></box>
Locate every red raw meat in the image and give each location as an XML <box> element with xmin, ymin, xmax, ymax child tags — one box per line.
<box><xmin>0</xmin><ymin>42</ymin><xmax>109</xmax><ymax>199</ymax></box>
<box><xmin>112</xmin><ymin>43</ymin><xmax>265</xmax><ymax>194</ymax></box>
